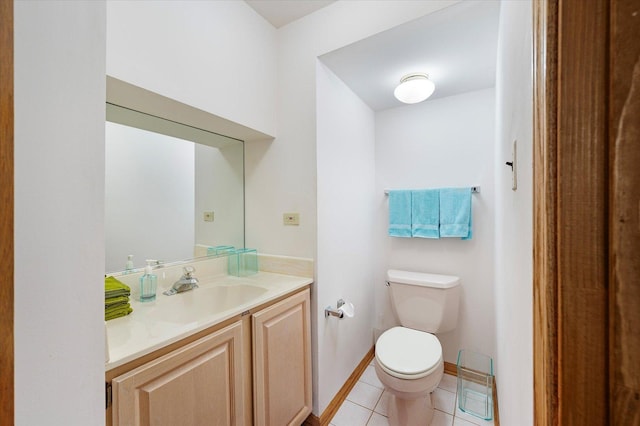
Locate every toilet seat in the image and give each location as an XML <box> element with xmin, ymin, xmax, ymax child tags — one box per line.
<box><xmin>376</xmin><ymin>326</ymin><xmax>442</xmax><ymax>380</ymax></box>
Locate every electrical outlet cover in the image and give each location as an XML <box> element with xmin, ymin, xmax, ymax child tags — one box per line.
<box><xmin>283</xmin><ymin>213</ymin><xmax>299</xmax><ymax>225</ymax></box>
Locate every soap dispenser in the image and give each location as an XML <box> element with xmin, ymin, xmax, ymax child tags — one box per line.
<box><xmin>139</xmin><ymin>260</ymin><xmax>157</xmax><ymax>302</ymax></box>
<box><xmin>125</xmin><ymin>255</ymin><xmax>134</xmax><ymax>273</ymax></box>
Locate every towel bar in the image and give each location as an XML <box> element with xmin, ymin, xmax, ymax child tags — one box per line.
<box><xmin>384</xmin><ymin>186</ymin><xmax>480</xmax><ymax>195</ymax></box>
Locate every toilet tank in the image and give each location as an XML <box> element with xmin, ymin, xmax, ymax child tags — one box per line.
<box><xmin>387</xmin><ymin>269</ymin><xmax>460</xmax><ymax>333</ymax></box>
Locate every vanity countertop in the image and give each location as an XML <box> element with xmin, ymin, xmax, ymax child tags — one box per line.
<box><xmin>105</xmin><ymin>271</ymin><xmax>313</xmax><ymax>371</ymax></box>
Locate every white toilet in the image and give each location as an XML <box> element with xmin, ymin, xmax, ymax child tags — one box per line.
<box><xmin>374</xmin><ymin>269</ymin><xmax>461</xmax><ymax>426</ymax></box>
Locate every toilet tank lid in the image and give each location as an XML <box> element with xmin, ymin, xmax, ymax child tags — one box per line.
<box><xmin>387</xmin><ymin>269</ymin><xmax>460</xmax><ymax>288</ymax></box>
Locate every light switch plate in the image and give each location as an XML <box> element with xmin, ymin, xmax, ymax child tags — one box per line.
<box><xmin>283</xmin><ymin>213</ymin><xmax>299</xmax><ymax>225</ymax></box>
<box><xmin>512</xmin><ymin>140</ymin><xmax>518</xmax><ymax>191</ymax></box>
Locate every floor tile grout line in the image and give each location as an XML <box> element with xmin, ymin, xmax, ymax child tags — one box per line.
<box><xmin>344</xmin><ymin>382</ymin><xmax>387</xmax><ymax>417</ymax></box>
<box><xmin>370</xmin><ymin>384</ymin><xmax>385</xmax><ymax>413</ymax></box>
<box><xmin>364</xmin><ymin>407</ymin><xmax>374</xmax><ymax>426</ymax></box>
<box><xmin>345</xmin><ymin>391</ymin><xmax>387</xmax><ymax>418</ymax></box>
<box><xmin>343</xmin><ymin>398</ymin><xmax>375</xmax><ymax>413</ymax></box>
<box><xmin>359</xmin><ymin>380</ymin><xmax>384</xmax><ymax>390</ymax></box>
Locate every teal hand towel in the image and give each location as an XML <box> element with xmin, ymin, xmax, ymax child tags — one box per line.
<box><xmin>411</xmin><ymin>189</ymin><xmax>440</xmax><ymax>238</ymax></box>
<box><xmin>439</xmin><ymin>187</ymin><xmax>472</xmax><ymax>239</ymax></box>
<box><xmin>388</xmin><ymin>190</ymin><xmax>412</xmax><ymax>238</ymax></box>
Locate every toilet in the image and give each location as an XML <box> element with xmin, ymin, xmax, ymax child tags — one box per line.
<box><xmin>374</xmin><ymin>269</ymin><xmax>461</xmax><ymax>426</ymax></box>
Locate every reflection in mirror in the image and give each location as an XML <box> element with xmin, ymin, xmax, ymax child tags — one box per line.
<box><xmin>105</xmin><ymin>103</ymin><xmax>244</xmax><ymax>273</ymax></box>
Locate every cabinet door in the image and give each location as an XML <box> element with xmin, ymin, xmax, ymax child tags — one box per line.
<box><xmin>112</xmin><ymin>321</ymin><xmax>246</xmax><ymax>426</ymax></box>
<box><xmin>252</xmin><ymin>289</ymin><xmax>312</xmax><ymax>426</ymax></box>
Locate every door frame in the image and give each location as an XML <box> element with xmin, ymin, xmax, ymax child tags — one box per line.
<box><xmin>0</xmin><ymin>0</ymin><xmax>14</xmax><ymax>424</ymax></box>
<box><xmin>532</xmin><ymin>2</ymin><xmax>560</xmax><ymax>420</ymax></box>
<box><xmin>534</xmin><ymin>0</ymin><xmax>611</xmax><ymax>423</ymax></box>
<box><xmin>533</xmin><ymin>0</ymin><xmax>639</xmax><ymax>424</ymax></box>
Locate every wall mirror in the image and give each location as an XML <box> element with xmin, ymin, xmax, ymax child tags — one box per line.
<box><xmin>105</xmin><ymin>103</ymin><xmax>245</xmax><ymax>273</ymax></box>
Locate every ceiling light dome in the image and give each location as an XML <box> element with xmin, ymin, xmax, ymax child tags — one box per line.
<box><xmin>394</xmin><ymin>73</ymin><xmax>435</xmax><ymax>104</ymax></box>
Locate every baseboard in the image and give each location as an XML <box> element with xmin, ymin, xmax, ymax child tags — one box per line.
<box><xmin>444</xmin><ymin>360</ymin><xmax>457</xmax><ymax>376</ymax></box>
<box><xmin>304</xmin><ymin>347</ymin><xmax>375</xmax><ymax>426</ymax></box>
<box><xmin>302</xmin><ymin>413</ymin><xmax>320</xmax><ymax>426</ymax></box>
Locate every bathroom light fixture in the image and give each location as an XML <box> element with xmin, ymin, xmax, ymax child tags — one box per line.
<box><xmin>394</xmin><ymin>73</ymin><xmax>435</xmax><ymax>104</ymax></box>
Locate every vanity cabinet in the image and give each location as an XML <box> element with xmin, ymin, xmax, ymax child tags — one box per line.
<box><xmin>107</xmin><ymin>286</ymin><xmax>311</xmax><ymax>426</ymax></box>
<box><xmin>252</xmin><ymin>289</ymin><xmax>312</xmax><ymax>426</ymax></box>
<box><xmin>111</xmin><ymin>321</ymin><xmax>247</xmax><ymax>426</ymax></box>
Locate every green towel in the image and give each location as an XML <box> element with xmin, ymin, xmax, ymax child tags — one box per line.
<box><xmin>105</xmin><ymin>295</ymin><xmax>129</xmax><ymax>309</ymax></box>
<box><xmin>106</xmin><ymin>301</ymin><xmax>131</xmax><ymax>315</ymax></box>
<box><xmin>105</xmin><ymin>303</ymin><xmax>133</xmax><ymax>321</ymax></box>
<box><xmin>105</xmin><ymin>276</ymin><xmax>131</xmax><ymax>298</ymax></box>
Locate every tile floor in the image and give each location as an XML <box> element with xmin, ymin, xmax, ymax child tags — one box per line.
<box><xmin>329</xmin><ymin>361</ymin><xmax>494</xmax><ymax>426</ymax></box>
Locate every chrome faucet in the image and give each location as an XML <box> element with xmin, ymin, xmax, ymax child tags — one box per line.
<box><xmin>163</xmin><ymin>266</ymin><xmax>199</xmax><ymax>296</ymax></box>
<box><xmin>148</xmin><ymin>259</ymin><xmax>164</xmax><ymax>268</ymax></box>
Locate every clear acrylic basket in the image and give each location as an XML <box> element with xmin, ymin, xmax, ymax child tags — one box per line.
<box><xmin>456</xmin><ymin>349</ymin><xmax>493</xmax><ymax>420</ymax></box>
<box><xmin>228</xmin><ymin>248</ymin><xmax>258</xmax><ymax>277</ymax></box>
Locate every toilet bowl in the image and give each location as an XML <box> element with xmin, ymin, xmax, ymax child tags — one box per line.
<box><xmin>375</xmin><ymin>326</ymin><xmax>444</xmax><ymax>426</ymax></box>
<box><xmin>374</xmin><ymin>270</ymin><xmax>460</xmax><ymax>426</ymax></box>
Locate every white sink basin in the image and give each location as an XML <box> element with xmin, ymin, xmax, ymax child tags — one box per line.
<box><xmin>145</xmin><ymin>284</ymin><xmax>268</xmax><ymax>323</ymax></box>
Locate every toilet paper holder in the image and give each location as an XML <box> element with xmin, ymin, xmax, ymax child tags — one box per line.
<box><xmin>325</xmin><ymin>299</ymin><xmax>346</xmax><ymax>318</ymax></box>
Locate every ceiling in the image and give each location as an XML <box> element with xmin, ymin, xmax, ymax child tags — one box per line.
<box><xmin>245</xmin><ymin>1</ymin><xmax>501</xmax><ymax>112</ymax></box>
<box><xmin>245</xmin><ymin>0</ymin><xmax>336</xmax><ymax>28</ymax></box>
<box><xmin>322</xmin><ymin>1</ymin><xmax>500</xmax><ymax>111</ymax></box>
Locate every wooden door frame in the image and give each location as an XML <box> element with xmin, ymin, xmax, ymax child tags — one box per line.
<box><xmin>609</xmin><ymin>0</ymin><xmax>640</xmax><ymax>423</ymax></box>
<box><xmin>0</xmin><ymin>0</ymin><xmax>13</xmax><ymax>424</ymax></box>
<box><xmin>532</xmin><ymin>2</ymin><xmax>559</xmax><ymax>420</ymax></box>
<box><xmin>534</xmin><ymin>0</ymin><xmax>610</xmax><ymax>423</ymax></box>
<box><xmin>534</xmin><ymin>0</ymin><xmax>639</xmax><ymax>424</ymax></box>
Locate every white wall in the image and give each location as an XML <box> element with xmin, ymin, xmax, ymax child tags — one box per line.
<box><xmin>244</xmin><ymin>1</ymin><xmax>461</xmax><ymax>415</ymax></box>
<box><xmin>14</xmin><ymin>2</ymin><xmax>106</xmax><ymax>425</ymax></box>
<box><xmin>316</xmin><ymin>62</ymin><xmax>377</xmax><ymax>412</ymax></box>
<box><xmin>105</xmin><ymin>122</ymin><xmax>195</xmax><ymax>272</ymax></box>
<box><xmin>246</xmin><ymin>1</ymin><xmax>460</xmax><ymax>259</ymax></box>
<box><xmin>106</xmin><ymin>1</ymin><xmax>277</xmax><ymax>137</ymax></box>
<box><xmin>374</xmin><ymin>88</ymin><xmax>497</xmax><ymax>364</ymax></box>
<box><xmin>494</xmin><ymin>1</ymin><xmax>533</xmax><ymax>424</ymax></box>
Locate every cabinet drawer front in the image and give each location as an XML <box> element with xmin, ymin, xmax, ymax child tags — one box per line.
<box><xmin>112</xmin><ymin>321</ymin><xmax>245</xmax><ymax>426</ymax></box>
<box><xmin>253</xmin><ymin>289</ymin><xmax>312</xmax><ymax>426</ymax></box>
